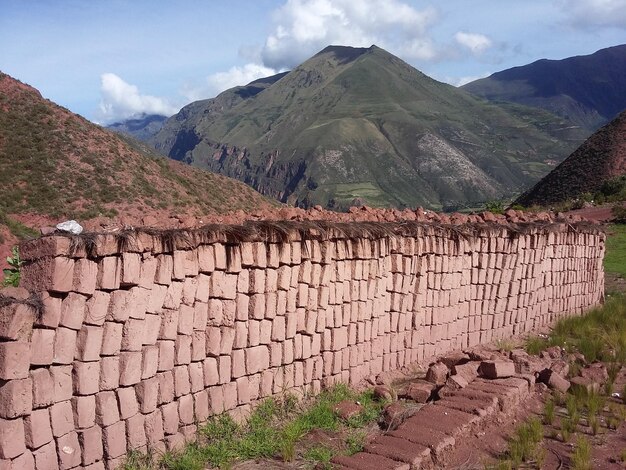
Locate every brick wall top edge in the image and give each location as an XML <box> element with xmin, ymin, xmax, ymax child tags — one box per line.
<box><xmin>19</xmin><ymin>219</ymin><xmax>605</xmax><ymax>260</ymax></box>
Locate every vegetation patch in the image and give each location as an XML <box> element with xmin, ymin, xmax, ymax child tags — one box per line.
<box><xmin>123</xmin><ymin>384</ymin><xmax>386</xmax><ymax>470</ymax></box>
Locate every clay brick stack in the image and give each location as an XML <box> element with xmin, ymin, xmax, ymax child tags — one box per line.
<box><xmin>0</xmin><ymin>220</ymin><xmax>604</xmax><ymax>469</ymax></box>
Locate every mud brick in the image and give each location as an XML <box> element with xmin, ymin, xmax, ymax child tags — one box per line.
<box><xmin>116</xmin><ymin>386</ymin><xmax>139</xmax><ymax>420</ymax></box>
<box><xmin>99</xmin><ymin>356</ymin><xmax>120</xmax><ymax>390</ymax></box>
<box><xmin>208</xmin><ymin>386</ymin><xmax>225</xmax><ymax>414</ymax></box>
<box><xmin>56</xmin><ymin>430</ymin><xmax>81</xmax><ymax>469</ymax></box>
<box><xmin>222</xmin><ymin>382</ymin><xmax>238</xmax><ymax>411</ymax></box>
<box><xmin>157</xmin><ymin>371</ymin><xmax>175</xmax><ymax>405</ymax></box>
<box><xmin>426</xmin><ymin>361</ymin><xmax>449</xmax><ymax>386</ymax></box>
<box><xmin>203</xmin><ymin>358</ymin><xmax>219</xmax><ymax>387</ymax></box>
<box><xmin>270</xmin><ymin>342</ymin><xmax>282</xmax><ymax>367</ymax></box>
<box><xmin>51</xmin><ymin>365</ymin><xmax>73</xmax><ymax>403</ymax></box>
<box><xmin>71</xmin><ymin>395</ymin><xmax>96</xmax><ymax>429</ymax></box>
<box><xmin>126</xmin><ymin>413</ymin><xmax>147</xmax><ymax>449</ymax></box>
<box><xmin>96</xmin><ymin>256</ymin><xmax>120</xmax><ymax>290</ymax></box>
<box><xmin>161</xmin><ymin>401</ymin><xmax>179</xmax><ymax>435</ymax></box>
<box><xmin>479</xmin><ymin>360</ymin><xmax>515</xmax><ymax>379</ymax></box>
<box><xmin>193</xmin><ymin>390</ymin><xmax>209</xmax><ymax>423</ymax></box>
<box><xmin>33</xmin><ymin>440</ymin><xmax>58</xmax><ymax>470</ymax></box>
<box><xmin>75</xmin><ymin>325</ymin><xmax>103</xmax><ymax>361</ymax></box>
<box><xmin>25</xmin><ymin>408</ymin><xmax>52</xmax><ymax>449</ymax></box>
<box><xmin>144</xmin><ymin>409</ymin><xmax>164</xmax><ymax>447</ymax></box>
<box><xmin>0</xmin><ymin>301</ymin><xmax>34</xmax><ymax>342</ymax></box>
<box><xmin>50</xmin><ymin>400</ymin><xmax>74</xmax><ymax>437</ymax></box>
<box><xmin>128</xmin><ymin>286</ymin><xmax>149</xmax><ymax>320</ymax></box>
<box><xmin>119</xmin><ymin>351</ymin><xmax>142</xmax><ymax>386</ymax></box>
<box><xmin>174</xmin><ymin>335</ymin><xmax>192</xmax><ymax>366</ymax></box>
<box><xmin>188</xmin><ymin>362</ymin><xmax>203</xmax><ymax>394</ymax></box>
<box><xmin>173</xmin><ymin>365</ymin><xmax>191</xmax><ymax>397</ymax></box>
<box><xmin>196</xmin><ymin>275</ymin><xmax>210</xmax><ymax>303</ymax></box>
<box><xmin>38</xmin><ymin>291</ymin><xmax>62</xmax><ymax>329</ymax></box>
<box><xmin>178</xmin><ymin>304</ymin><xmax>194</xmax><ymax>335</ymax></box>
<box><xmin>72</xmin><ymin>259</ymin><xmax>98</xmax><ymax>295</ymax></box>
<box><xmin>30</xmin><ymin>368</ymin><xmax>53</xmax><ymax>409</ymax></box>
<box><xmin>21</xmin><ymin>235</ymin><xmax>71</xmax><ymax>260</ymax></box>
<box><xmin>8</xmin><ymin>449</ymin><xmax>34</xmax><ymax>469</ymax></box>
<box><xmin>210</xmin><ymin>271</ymin><xmax>237</xmax><ymax>299</ymax></box>
<box><xmin>206</xmin><ymin>299</ymin><xmax>223</xmax><ymax>327</ymax></box>
<box><xmin>191</xmin><ymin>332</ymin><xmax>206</xmax><ymax>362</ymax></box>
<box><xmin>218</xmin><ymin>356</ymin><xmax>231</xmax><ymax>384</ymax></box>
<box><xmin>333</xmin><ymin>452</ymin><xmax>409</xmax><ymax>470</ymax></box>
<box><xmin>452</xmin><ymin>362</ymin><xmax>480</xmax><ymax>383</ymax></box>
<box><xmin>141</xmin><ymin>345</ymin><xmax>159</xmax><ymax>379</ymax></box>
<box><xmin>157</xmin><ymin>340</ymin><xmax>175</xmax><ymax>372</ymax></box>
<box><xmin>121</xmin><ymin>252</ymin><xmax>141</xmax><ymax>286</ymax></box>
<box><xmin>103</xmin><ymin>421</ymin><xmax>126</xmax><ymax>458</ymax></box>
<box><xmin>53</xmin><ymin>327</ymin><xmax>76</xmax><ymax>365</ymax></box>
<box><xmin>155</xmin><ymin>254</ymin><xmax>173</xmax><ymax>285</ymax></box>
<box><xmin>106</xmin><ymin>290</ymin><xmax>130</xmax><ymax>322</ymax></box>
<box><xmin>0</xmin><ymin>417</ymin><xmax>25</xmax><ymax>459</ymax></box>
<box><xmin>205</xmin><ymin>327</ymin><xmax>220</xmax><ymax>357</ymax></box>
<box><xmin>84</xmin><ymin>291</ymin><xmax>109</xmax><ymax>326</ymax></box>
<box><xmin>178</xmin><ymin>394</ymin><xmax>194</xmax><ymax>425</ymax></box>
<box><xmin>72</xmin><ymin>361</ymin><xmax>100</xmax><ymax>395</ymax></box>
<box><xmin>246</xmin><ymin>345</ymin><xmax>269</xmax><ymax>374</ymax></box>
<box><xmin>197</xmin><ymin>245</ymin><xmax>215</xmax><ymax>273</ymax></box>
<box><xmin>147</xmin><ymin>284</ymin><xmax>167</xmax><ymax>313</ymax></box>
<box><xmin>135</xmin><ymin>377</ymin><xmax>159</xmax><ymax>414</ymax></box>
<box><xmin>0</xmin><ymin>342</ymin><xmax>30</xmax><ymax>380</ymax></box>
<box><xmin>163</xmin><ymin>282</ymin><xmax>183</xmax><ymax>310</ymax></box>
<box><xmin>236</xmin><ymin>376</ymin><xmax>250</xmax><ymax>405</ymax></box>
<box><xmin>0</xmin><ymin>377</ymin><xmax>31</xmax><ymax>418</ymax></box>
<box><xmin>139</xmin><ymin>255</ymin><xmax>158</xmax><ymax>289</ymax></box>
<box><xmin>78</xmin><ymin>425</ymin><xmax>103</xmax><ymax>465</ymax></box>
<box><xmin>22</xmin><ymin>256</ymin><xmax>75</xmax><ymax>293</ymax></box>
<box><xmin>59</xmin><ymin>292</ymin><xmax>87</xmax><ymax>330</ymax></box>
<box><xmin>143</xmin><ymin>314</ymin><xmax>161</xmax><ymax>346</ymax></box>
<box><xmin>365</xmin><ymin>435</ymin><xmax>431</xmax><ymax>467</ymax></box>
<box><xmin>159</xmin><ymin>309</ymin><xmax>179</xmax><ymax>340</ymax></box>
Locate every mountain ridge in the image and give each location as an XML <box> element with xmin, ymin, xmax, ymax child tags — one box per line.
<box><xmin>151</xmin><ymin>44</ymin><xmax>588</xmax><ymax>210</ymax></box>
<box><xmin>462</xmin><ymin>44</ymin><xmax>626</xmax><ymax>131</ymax></box>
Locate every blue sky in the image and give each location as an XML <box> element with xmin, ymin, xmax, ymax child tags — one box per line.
<box><xmin>1</xmin><ymin>0</ymin><xmax>625</xmax><ymax>123</ymax></box>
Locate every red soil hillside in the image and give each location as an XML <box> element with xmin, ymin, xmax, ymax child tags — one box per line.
<box><xmin>516</xmin><ymin>110</ymin><xmax>626</xmax><ymax>207</ymax></box>
<box><xmin>0</xmin><ymin>72</ymin><xmax>275</xmax><ymax>265</ymax></box>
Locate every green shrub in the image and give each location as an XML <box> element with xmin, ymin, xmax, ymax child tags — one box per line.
<box><xmin>2</xmin><ymin>246</ymin><xmax>22</xmax><ymax>287</ymax></box>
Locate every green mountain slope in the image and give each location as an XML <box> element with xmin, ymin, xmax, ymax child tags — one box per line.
<box><xmin>462</xmin><ymin>44</ymin><xmax>626</xmax><ymax>131</ymax></box>
<box><xmin>0</xmin><ymin>71</ymin><xmax>274</xmax><ymax>222</ymax></box>
<box><xmin>151</xmin><ymin>45</ymin><xmax>588</xmax><ymax>210</ymax></box>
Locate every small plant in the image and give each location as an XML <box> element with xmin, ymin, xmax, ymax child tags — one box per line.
<box><xmin>561</xmin><ymin>417</ymin><xmax>574</xmax><ymax>442</ymax></box>
<box><xmin>507</xmin><ymin>417</ymin><xmax>543</xmax><ymax>467</ymax></box>
<box><xmin>2</xmin><ymin>246</ymin><xmax>22</xmax><ymax>287</ymax></box>
<box><xmin>496</xmin><ymin>339</ymin><xmax>515</xmax><ymax>352</ymax></box>
<box><xmin>588</xmin><ymin>414</ymin><xmax>599</xmax><ymax>436</ymax></box>
<box><xmin>612</xmin><ymin>204</ymin><xmax>626</xmax><ymax>224</ymax></box>
<box><xmin>571</xmin><ymin>436</ymin><xmax>592</xmax><ymax>470</ymax></box>
<box><xmin>345</xmin><ymin>430</ymin><xmax>367</xmax><ymax>455</ymax></box>
<box><xmin>484</xmin><ymin>200</ymin><xmax>505</xmax><ymax>214</ymax></box>
<box><xmin>544</xmin><ymin>398</ymin><xmax>555</xmax><ymax>425</ymax></box>
<box><xmin>525</xmin><ymin>336</ymin><xmax>549</xmax><ymax>355</ymax></box>
<box><xmin>303</xmin><ymin>445</ymin><xmax>333</xmax><ymax>469</ymax></box>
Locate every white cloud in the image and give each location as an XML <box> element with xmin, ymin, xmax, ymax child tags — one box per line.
<box><xmin>97</xmin><ymin>73</ymin><xmax>178</xmax><ymax>124</ymax></box>
<box><xmin>260</xmin><ymin>0</ymin><xmax>439</xmax><ymax>69</ymax></box>
<box><xmin>454</xmin><ymin>32</ymin><xmax>493</xmax><ymax>55</ymax></box>
<box><xmin>557</xmin><ymin>0</ymin><xmax>626</xmax><ymax>28</ymax></box>
<box><xmin>182</xmin><ymin>63</ymin><xmax>278</xmax><ymax>102</ymax></box>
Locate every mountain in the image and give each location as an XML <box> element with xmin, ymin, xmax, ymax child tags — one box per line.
<box><xmin>462</xmin><ymin>44</ymin><xmax>626</xmax><ymax>131</ymax></box>
<box><xmin>107</xmin><ymin>113</ymin><xmax>168</xmax><ymax>141</ymax></box>
<box><xmin>515</xmin><ymin>110</ymin><xmax>626</xmax><ymax>207</ymax></box>
<box><xmin>0</xmin><ymin>71</ymin><xmax>274</xmax><ymax>234</ymax></box>
<box><xmin>150</xmin><ymin>45</ymin><xmax>587</xmax><ymax>211</ymax></box>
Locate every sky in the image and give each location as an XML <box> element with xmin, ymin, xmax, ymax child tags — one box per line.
<box><xmin>1</xmin><ymin>0</ymin><xmax>625</xmax><ymax>124</ymax></box>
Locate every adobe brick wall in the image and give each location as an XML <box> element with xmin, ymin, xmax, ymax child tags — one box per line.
<box><xmin>0</xmin><ymin>220</ymin><xmax>604</xmax><ymax>469</ymax></box>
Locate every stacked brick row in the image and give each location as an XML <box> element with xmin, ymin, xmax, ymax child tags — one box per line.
<box><xmin>0</xmin><ymin>222</ymin><xmax>604</xmax><ymax>469</ymax></box>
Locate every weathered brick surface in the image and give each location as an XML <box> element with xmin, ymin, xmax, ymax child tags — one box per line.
<box><xmin>3</xmin><ymin>221</ymin><xmax>604</xmax><ymax>466</ymax></box>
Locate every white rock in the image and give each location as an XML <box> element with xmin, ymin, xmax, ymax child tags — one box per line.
<box><xmin>56</xmin><ymin>220</ymin><xmax>83</xmax><ymax>235</ymax></box>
